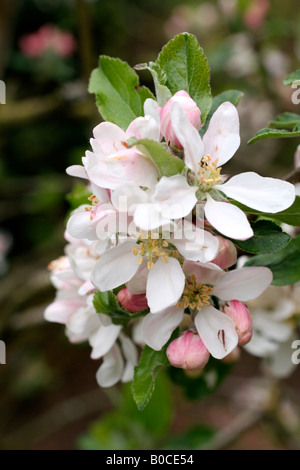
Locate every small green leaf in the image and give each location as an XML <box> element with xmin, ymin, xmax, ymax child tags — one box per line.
<box><xmin>269</xmin><ymin>112</ymin><xmax>300</xmax><ymax>130</ymax></box>
<box><xmin>283</xmin><ymin>69</ymin><xmax>300</xmax><ymax>85</ymax></box>
<box><xmin>132</xmin><ymin>331</ymin><xmax>178</xmax><ymax>410</ymax></box>
<box><xmin>93</xmin><ymin>290</ymin><xmax>147</xmax><ymax>325</ymax></box>
<box><xmin>156</xmin><ymin>33</ymin><xmax>212</xmax><ymax>123</ymax></box>
<box><xmin>200</xmin><ymin>90</ymin><xmax>244</xmax><ymax>135</ymax></box>
<box><xmin>163</xmin><ymin>425</ymin><xmax>215</xmax><ymax>450</ymax></box>
<box><xmin>232</xmin><ymin>220</ymin><xmax>291</xmax><ymax>255</ymax></box>
<box><xmin>230</xmin><ymin>196</ymin><xmax>300</xmax><ymax>227</ymax></box>
<box><xmin>245</xmin><ymin>234</ymin><xmax>300</xmax><ymax>286</ymax></box>
<box><xmin>89</xmin><ymin>55</ymin><xmax>154</xmax><ymax>129</ymax></box>
<box><xmin>135</xmin><ymin>138</ymin><xmax>185</xmax><ymax>177</ymax></box>
<box><xmin>248</xmin><ymin>127</ymin><xmax>300</xmax><ymax>144</ymax></box>
<box><xmin>135</xmin><ymin>61</ymin><xmax>172</xmax><ymax>107</ymax></box>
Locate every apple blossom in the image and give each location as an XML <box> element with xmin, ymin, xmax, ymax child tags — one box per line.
<box><xmin>166</xmin><ymin>331</ymin><xmax>210</xmax><ymax>370</ymax></box>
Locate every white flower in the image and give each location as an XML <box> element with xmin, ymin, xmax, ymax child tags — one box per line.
<box><xmin>91</xmin><ymin>226</ymin><xmax>219</xmax><ymax>314</ymax></box>
<box><xmin>66</xmin><ymin>116</ymin><xmax>160</xmax><ymax>190</ymax></box>
<box><xmin>142</xmin><ymin>261</ymin><xmax>273</xmax><ymax>359</ymax></box>
<box><xmin>139</xmin><ymin>100</ymin><xmax>295</xmax><ymax>240</ymax></box>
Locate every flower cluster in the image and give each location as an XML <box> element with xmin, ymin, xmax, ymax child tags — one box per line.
<box><xmin>46</xmin><ymin>88</ymin><xmax>295</xmax><ymax>387</ymax></box>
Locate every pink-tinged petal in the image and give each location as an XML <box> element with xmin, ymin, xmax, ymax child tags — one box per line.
<box><xmin>172</xmin><ymin>222</ymin><xmax>219</xmax><ymax>262</ymax></box>
<box><xmin>147</xmin><ymin>257</ymin><xmax>185</xmax><ymax>313</ymax></box>
<box><xmin>134</xmin><ymin>203</ymin><xmax>172</xmax><ymax>231</ymax></box>
<box><xmin>96</xmin><ymin>345</ymin><xmax>124</xmax><ymax>387</ymax></box>
<box><xmin>153</xmin><ymin>175</ymin><xmax>197</xmax><ymax>219</ymax></box>
<box><xmin>142</xmin><ymin>306</ymin><xmax>184</xmax><ymax>351</ymax></box>
<box><xmin>126</xmin><ymin>264</ymin><xmax>148</xmax><ymax>295</ymax></box>
<box><xmin>144</xmin><ymin>98</ymin><xmax>161</xmax><ymax>129</ymax></box>
<box><xmin>44</xmin><ymin>297</ymin><xmax>85</xmax><ymax>324</ymax></box>
<box><xmin>203</xmin><ymin>102</ymin><xmax>240</xmax><ymax>166</ymax></box>
<box><xmin>170</xmin><ymin>101</ymin><xmax>203</xmax><ymax>172</ymax></box>
<box><xmin>195</xmin><ymin>306</ymin><xmax>238</xmax><ymax>359</ymax></box>
<box><xmin>213</xmin><ymin>266</ymin><xmax>273</xmax><ymax>301</ymax></box>
<box><xmin>90</xmin><ymin>183</ymin><xmax>111</xmax><ymax>203</ymax></box>
<box><xmin>93</xmin><ymin>121</ymin><xmax>126</xmax><ymax>154</ymax></box>
<box><xmin>66</xmin><ymin>204</ymin><xmax>115</xmax><ymax>241</ymax></box>
<box><xmin>126</xmin><ymin>115</ymin><xmax>160</xmax><ymax>142</ymax></box>
<box><xmin>204</xmin><ymin>194</ymin><xmax>253</xmax><ymax>240</ymax></box>
<box><xmin>91</xmin><ymin>241</ymin><xmax>139</xmax><ymax>291</ymax></box>
<box><xmin>217</xmin><ymin>172</ymin><xmax>295</xmax><ymax>213</ymax></box>
<box><xmin>183</xmin><ymin>260</ymin><xmax>223</xmax><ymax>285</ymax></box>
<box><xmin>111</xmin><ymin>183</ymin><xmax>149</xmax><ymax>213</ymax></box>
<box><xmin>66</xmin><ymin>164</ymin><xmax>88</xmax><ymax>179</ymax></box>
<box><xmin>89</xmin><ymin>323</ymin><xmax>122</xmax><ymax>359</ymax></box>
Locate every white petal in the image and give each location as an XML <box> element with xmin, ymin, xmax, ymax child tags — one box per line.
<box><xmin>218</xmin><ymin>172</ymin><xmax>295</xmax><ymax>213</ymax></box>
<box><xmin>170</xmin><ymin>101</ymin><xmax>203</xmax><ymax>172</ymax></box>
<box><xmin>183</xmin><ymin>260</ymin><xmax>224</xmax><ymax>285</ymax></box>
<box><xmin>93</xmin><ymin>121</ymin><xmax>126</xmax><ymax>154</ymax></box>
<box><xmin>126</xmin><ymin>264</ymin><xmax>148</xmax><ymax>294</ymax></box>
<box><xmin>66</xmin><ymin>165</ymin><xmax>88</xmax><ymax>179</ymax></box>
<box><xmin>144</xmin><ymin>98</ymin><xmax>161</xmax><ymax>128</ymax></box>
<box><xmin>204</xmin><ymin>194</ymin><xmax>253</xmax><ymax>240</ymax></box>
<box><xmin>134</xmin><ymin>203</ymin><xmax>171</xmax><ymax>231</ymax></box>
<box><xmin>91</xmin><ymin>240</ymin><xmax>139</xmax><ymax>291</ymax></box>
<box><xmin>195</xmin><ymin>306</ymin><xmax>238</xmax><ymax>359</ymax></box>
<box><xmin>119</xmin><ymin>334</ymin><xmax>138</xmax><ymax>383</ymax></box>
<box><xmin>252</xmin><ymin>312</ymin><xmax>293</xmax><ymax>342</ymax></box>
<box><xmin>243</xmin><ymin>333</ymin><xmax>279</xmax><ymax>357</ymax></box>
<box><xmin>126</xmin><ymin>115</ymin><xmax>160</xmax><ymax>141</ymax></box>
<box><xmin>172</xmin><ymin>222</ymin><xmax>219</xmax><ymax>262</ymax></box>
<box><xmin>89</xmin><ymin>323</ymin><xmax>122</xmax><ymax>359</ymax></box>
<box><xmin>111</xmin><ymin>182</ymin><xmax>149</xmax><ymax>213</ymax></box>
<box><xmin>213</xmin><ymin>267</ymin><xmax>273</xmax><ymax>301</ymax></box>
<box><xmin>153</xmin><ymin>175</ymin><xmax>197</xmax><ymax>219</ymax></box>
<box><xmin>96</xmin><ymin>345</ymin><xmax>124</xmax><ymax>388</ymax></box>
<box><xmin>147</xmin><ymin>257</ymin><xmax>185</xmax><ymax>313</ymax></box>
<box><xmin>142</xmin><ymin>306</ymin><xmax>184</xmax><ymax>351</ymax></box>
<box><xmin>203</xmin><ymin>102</ymin><xmax>240</xmax><ymax>166</ymax></box>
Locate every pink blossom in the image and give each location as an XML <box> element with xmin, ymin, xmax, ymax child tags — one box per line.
<box><xmin>19</xmin><ymin>24</ymin><xmax>76</xmax><ymax>58</ymax></box>
<box><xmin>223</xmin><ymin>300</ymin><xmax>252</xmax><ymax>346</ymax></box>
<box><xmin>160</xmin><ymin>90</ymin><xmax>201</xmax><ymax>149</ymax></box>
<box><xmin>166</xmin><ymin>330</ymin><xmax>210</xmax><ymax>370</ymax></box>
<box><xmin>211</xmin><ymin>235</ymin><xmax>237</xmax><ymax>269</ymax></box>
<box><xmin>117</xmin><ymin>287</ymin><xmax>148</xmax><ymax>313</ymax></box>
<box><xmin>243</xmin><ymin>0</ymin><xmax>270</xmax><ymax>29</ymax></box>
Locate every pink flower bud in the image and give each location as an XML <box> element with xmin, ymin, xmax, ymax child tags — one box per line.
<box><xmin>166</xmin><ymin>331</ymin><xmax>210</xmax><ymax>370</ymax></box>
<box><xmin>117</xmin><ymin>287</ymin><xmax>148</xmax><ymax>313</ymax></box>
<box><xmin>223</xmin><ymin>300</ymin><xmax>252</xmax><ymax>346</ymax></box>
<box><xmin>160</xmin><ymin>91</ymin><xmax>201</xmax><ymax>149</ymax></box>
<box><xmin>211</xmin><ymin>236</ymin><xmax>237</xmax><ymax>269</ymax></box>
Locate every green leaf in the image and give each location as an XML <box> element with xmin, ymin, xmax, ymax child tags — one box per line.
<box><xmin>232</xmin><ymin>220</ymin><xmax>291</xmax><ymax>255</ymax></box>
<box><xmin>269</xmin><ymin>112</ymin><xmax>300</xmax><ymax>130</ymax></box>
<box><xmin>168</xmin><ymin>356</ymin><xmax>233</xmax><ymax>400</ymax></box>
<box><xmin>200</xmin><ymin>89</ymin><xmax>244</xmax><ymax>135</ymax></box>
<box><xmin>230</xmin><ymin>196</ymin><xmax>300</xmax><ymax>226</ymax></box>
<box><xmin>132</xmin><ymin>331</ymin><xmax>178</xmax><ymax>410</ymax></box>
<box><xmin>93</xmin><ymin>290</ymin><xmax>147</xmax><ymax>325</ymax></box>
<box><xmin>89</xmin><ymin>55</ymin><xmax>154</xmax><ymax>129</ymax></box>
<box><xmin>248</xmin><ymin>126</ymin><xmax>300</xmax><ymax>144</ymax></box>
<box><xmin>283</xmin><ymin>69</ymin><xmax>300</xmax><ymax>85</ymax></box>
<box><xmin>135</xmin><ymin>138</ymin><xmax>185</xmax><ymax>177</ymax></box>
<box><xmin>156</xmin><ymin>33</ymin><xmax>212</xmax><ymax>123</ymax></box>
<box><xmin>245</xmin><ymin>234</ymin><xmax>300</xmax><ymax>286</ymax></box>
<box><xmin>135</xmin><ymin>61</ymin><xmax>172</xmax><ymax>107</ymax></box>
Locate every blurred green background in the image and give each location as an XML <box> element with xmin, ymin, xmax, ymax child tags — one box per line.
<box><xmin>1</xmin><ymin>0</ymin><xmax>300</xmax><ymax>450</ymax></box>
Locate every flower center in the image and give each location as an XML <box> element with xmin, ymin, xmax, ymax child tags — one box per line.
<box><xmin>177</xmin><ymin>274</ymin><xmax>213</xmax><ymax>311</ymax></box>
<box><xmin>131</xmin><ymin>231</ymin><xmax>179</xmax><ymax>270</ymax></box>
<box><xmin>196</xmin><ymin>154</ymin><xmax>222</xmax><ymax>192</ymax></box>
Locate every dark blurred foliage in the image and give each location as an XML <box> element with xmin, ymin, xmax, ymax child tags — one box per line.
<box><xmin>1</xmin><ymin>0</ymin><xmax>300</xmax><ymax>450</ymax></box>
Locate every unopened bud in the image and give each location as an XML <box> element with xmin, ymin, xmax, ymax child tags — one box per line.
<box><xmin>166</xmin><ymin>330</ymin><xmax>210</xmax><ymax>370</ymax></box>
<box><xmin>117</xmin><ymin>287</ymin><xmax>148</xmax><ymax>313</ymax></box>
<box><xmin>211</xmin><ymin>236</ymin><xmax>237</xmax><ymax>269</ymax></box>
<box><xmin>160</xmin><ymin>90</ymin><xmax>201</xmax><ymax>149</ymax></box>
<box><xmin>223</xmin><ymin>300</ymin><xmax>252</xmax><ymax>346</ymax></box>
